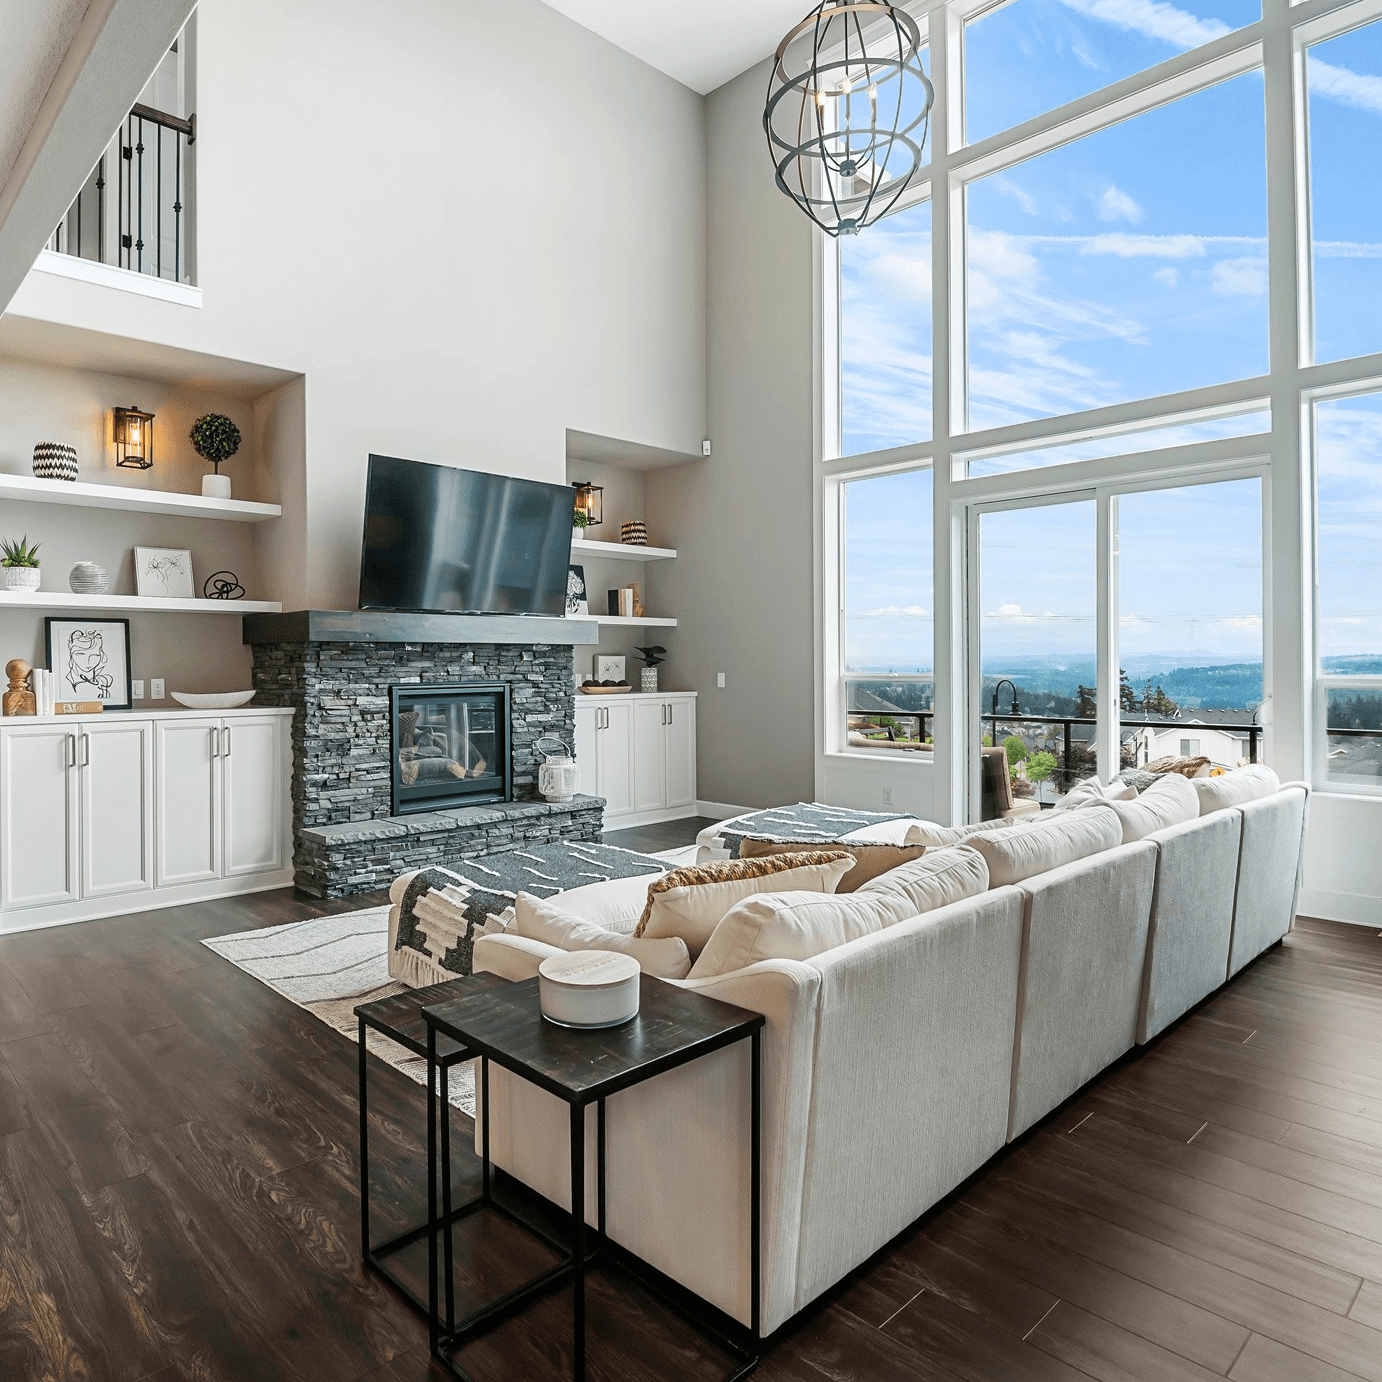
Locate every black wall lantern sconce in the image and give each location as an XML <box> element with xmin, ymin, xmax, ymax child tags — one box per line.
<box><xmin>572</xmin><ymin>481</ymin><xmax>603</xmax><ymax>528</ymax></box>
<box><xmin>113</xmin><ymin>405</ymin><xmax>155</xmax><ymax>470</ymax></box>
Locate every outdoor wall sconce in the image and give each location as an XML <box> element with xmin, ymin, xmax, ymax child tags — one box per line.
<box><xmin>113</xmin><ymin>405</ymin><xmax>155</xmax><ymax>470</ymax></box>
<box><xmin>572</xmin><ymin>481</ymin><xmax>603</xmax><ymax>527</ymax></box>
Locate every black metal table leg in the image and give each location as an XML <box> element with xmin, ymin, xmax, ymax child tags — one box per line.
<box><xmin>358</xmin><ymin>1016</ymin><xmax>370</xmax><ymax>1258</ymax></box>
<box><xmin>751</xmin><ymin>1026</ymin><xmax>762</xmax><ymax>1345</ymax></box>
<box><xmin>427</xmin><ymin>1024</ymin><xmax>439</xmax><ymax>1358</ymax></box>
<box><xmin>597</xmin><ymin>1097</ymin><xmax>606</xmax><ymax>1247</ymax></box>
<box><xmin>571</xmin><ymin>1100</ymin><xmax>586</xmax><ymax>1382</ymax></box>
<box><xmin>441</xmin><ymin>1056</ymin><xmax>455</xmax><ymax>1335</ymax></box>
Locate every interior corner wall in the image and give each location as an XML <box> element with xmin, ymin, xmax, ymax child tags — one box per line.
<box><xmin>646</xmin><ymin>60</ymin><xmax>816</xmax><ymax>811</ymax></box>
<box><xmin>7</xmin><ymin>0</ymin><xmax>707</xmax><ymax>609</ymax></box>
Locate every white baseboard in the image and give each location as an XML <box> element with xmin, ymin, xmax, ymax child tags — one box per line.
<box><xmin>1298</xmin><ymin>886</ymin><xmax>1382</xmax><ymax>928</ymax></box>
<box><xmin>603</xmin><ymin>804</ymin><xmax>703</xmax><ymax>831</ymax></box>
<box><xmin>0</xmin><ymin>868</ymin><xmax>295</xmax><ymax>935</ymax></box>
<box><xmin>695</xmin><ymin>800</ymin><xmax>750</xmax><ymax>821</ymax></box>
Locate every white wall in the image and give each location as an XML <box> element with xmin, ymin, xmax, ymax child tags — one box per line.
<box><xmin>644</xmin><ymin>59</ymin><xmax>816</xmax><ymax>811</ymax></box>
<box><xmin>8</xmin><ymin>0</ymin><xmax>708</xmax><ymax>610</ymax></box>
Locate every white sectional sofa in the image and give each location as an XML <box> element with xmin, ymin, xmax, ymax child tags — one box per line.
<box><xmin>468</xmin><ymin>772</ymin><xmax>1310</xmax><ymax>1338</ymax></box>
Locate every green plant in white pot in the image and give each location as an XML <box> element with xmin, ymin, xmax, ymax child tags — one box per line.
<box><xmin>1</xmin><ymin>536</ymin><xmax>41</xmax><ymax>593</ymax></box>
<box><xmin>190</xmin><ymin>413</ymin><xmax>242</xmax><ymax>499</ymax></box>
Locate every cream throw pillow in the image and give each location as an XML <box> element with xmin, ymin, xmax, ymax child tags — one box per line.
<box><xmin>1055</xmin><ymin>776</ymin><xmax>1137</xmax><ymax>811</ymax></box>
<box><xmin>688</xmin><ymin>888</ymin><xmax>914</xmax><ymax>980</ymax></box>
<box><xmin>1192</xmin><ymin>764</ymin><xmax>1281</xmax><ymax>816</ymax></box>
<box><xmin>838</xmin><ymin>818</ymin><xmax>928</xmax><ymax>846</ymax></box>
<box><xmin>550</xmin><ymin>873</ymin><xmax>663</xmax><ymax>935</ymax></box>
<box><xmin>514</xmin><ymin>892</ymin><xmax>691</xmax><ymax>980</ymax></box>
<box><xmin>634</xmin><ymin>852</ymin><xmax>853</xmax><ymax>958</ymax></box>
<box><xmin>1103</xmin><ymin>771</ymin><xmax>1198</xmax><ymax>842</ymax></box>
<box><xmin>856</xmin><ymin>845</ymin><xmax>990</xmax><ymax>915</ymax></box>
<box><xmin>967</xmin><ymin>807</ymin><xmax>1122</xmax><ymax>887</ymax></box>
<box><xmin>737</xmin><ymin>836</ymin><xmax>925</xmax><ymax>892</ymax></box>
<box><xmin>907</xmin><ymin>817</ymin><xmax>1018</xmax><ymax>848</ymax></box>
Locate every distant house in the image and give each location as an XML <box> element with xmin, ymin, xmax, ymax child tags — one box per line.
<box><xmin>1124</xmin><ymin>709</ymin><xmax>1261</xmax><ymax>767</ymax></box>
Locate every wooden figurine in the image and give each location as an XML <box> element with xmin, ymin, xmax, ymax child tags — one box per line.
<box><xmin>3</xmin><ymin>659</ymin><xmax>37</xmax><ymax>716</ymax></box>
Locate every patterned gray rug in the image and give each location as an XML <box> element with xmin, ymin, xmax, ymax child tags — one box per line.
<box><xmin>715</xmin><ymin>801</ymin><xmax>913</xmax><ymax>856</ymax></box>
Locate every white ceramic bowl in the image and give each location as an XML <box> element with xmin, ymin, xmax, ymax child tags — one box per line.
<box><xmin>170</xmin><ymin>690</ymin><xmax>256</xmax><ymax>710</ymax></box>
<box><xmin>538</xmin><ymin>950</ymin><xmax>641</xmax><ymax>1028</ymax></box>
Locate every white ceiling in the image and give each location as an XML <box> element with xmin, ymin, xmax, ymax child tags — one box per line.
<box><xmin>539</xmin><ymin>0</ymin><xmax>809</xmax><ymax>95</ymax></box>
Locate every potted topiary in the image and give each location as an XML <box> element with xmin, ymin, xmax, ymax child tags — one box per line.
<box><xmin>190</xmin><ymin>413</ymin><xmax>242</xmax><ymax>499</ymax></box>
<box><xmin>1</xmin><ymin>535</ymin><xmax>41</xmax><ymax>593</ymax></box>
<box><xmin>635</xmin><ymin>644</ymin><xmax>666</xmax><ymax>693</ymax></box>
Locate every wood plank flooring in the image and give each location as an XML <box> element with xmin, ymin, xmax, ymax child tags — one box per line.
<box><xmin>0</xmin><ymin>854</ymin><xmax>1378</xmax><ymax>1380</ymax></box>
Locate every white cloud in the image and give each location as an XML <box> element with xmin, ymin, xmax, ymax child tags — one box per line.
<box><xmin>993</xmin><ymin>176</ymin><xmax>1038</xmax><ymax>215</ymax></box>
<box><xmin>985</xmin><ymin>603</ymin><xmax>1048</xmax><ymax>623</ymax></box>
<box><xmin>1098</xmin><ymin>185</ymin><xmax>1143</xmax><ymax>223</ymax></box>
<box><xmin>861</xmin><ymin>604</ymin><xmax>931</xmax><ymax>619</ymax></box>
<box><xmin>1212</xmin><ymin>257</ymin><xmax>1267</xmax><ymax>297</ymax></box>
<box><xmin>1153</xmin><ymin>267</ymin><xmax>1179</xmax><ymax>288</ymax></box>
<box><xmin>1055</xmin><ymin>0</ymin><xmax>1229</xmax><ymax>50</ymax></box>
<box><xmin>1308</xmin><ymin>57</ymin><xmax>1382</xmax><ymax>115</ymax></box>
<box><xmin>1080</xmin><ymin>233</ymin><xmax>1206</xmax><ymax>258</ymax></box>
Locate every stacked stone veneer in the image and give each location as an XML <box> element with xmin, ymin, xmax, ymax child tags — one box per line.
<box><xmin>250</xmin><ymin>639</ymin><xmax>603</xmax><ymax>897</ymax></box>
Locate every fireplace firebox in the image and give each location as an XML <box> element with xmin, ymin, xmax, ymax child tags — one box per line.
<box><xmin>389</xmin><ymin>682</ymin><xmax>511</xmax><ymax>815</ymax></box>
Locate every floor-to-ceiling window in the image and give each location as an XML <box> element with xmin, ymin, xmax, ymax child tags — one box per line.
<box><xmin>822</xmin><ymin>0</ymin><xmax>1382</xmax><ymax>819</ymax></box>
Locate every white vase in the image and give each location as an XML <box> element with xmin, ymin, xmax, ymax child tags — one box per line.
<box><xmin>641</xmin><ymin>666</ymin><xmax>658</xmax><ymax>693</ymax></box>
<box><xmin>2</xmin><ymin>566</ymin><xmax>40</xmax><ymax>592</ymax></box>
<box><xmin>202</xmin><ymin>473</ymin><xmax>232</xmax><ymax>499</ymax></box>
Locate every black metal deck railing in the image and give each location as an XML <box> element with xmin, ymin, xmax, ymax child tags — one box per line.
<box><xmin>50</xmin><ymin>102</ymin><xmax>195</xmax><ymax>282</ymax></box>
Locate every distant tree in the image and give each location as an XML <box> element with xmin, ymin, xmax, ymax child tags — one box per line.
<box><xmin>1119</xmin><ymin>668</ymin><xmax>1139</xmax><ymax>714</ymax></box>
<box><xmin>1141</xmin><ymin>678</ymin><xmax>1156</xmax><ymax>714</ymax></box>
<box><xmin>981</xmin><ymin>733</ymin><xmax>993</xmax><ymax>747</ymax></box>
<box><xmin>1027</xmin><ymin>750</ymin><xmax>1058</xmax><ymax>785</ymax></box>
<box><xmin>1004</xmin><ymin>734</ymin><xmax>1027</xmax><ymax>768</ymax></box>
<box><xmin>1149</xmin><ymin>685</ymin><xmax>1180</xmax><ymax>717</ymax></box>
<box><xmin>1075</xmin><ymin>684</ymin><xmax>1097</xmax><ymax>718</ymax></box>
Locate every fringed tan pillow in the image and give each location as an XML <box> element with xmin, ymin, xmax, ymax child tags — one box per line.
<box><xmin>634</xmin><ymin>851</ymin><xmax>853</xmax><ymax>958</ymax></box>
<box><xmin>737</xmin><ymin>836</ymin><xmax>925</xmax><ymax>892</ymax></box>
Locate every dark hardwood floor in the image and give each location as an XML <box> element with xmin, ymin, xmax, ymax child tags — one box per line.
<box><xmin>0</xmin><ymin>825</ymin><xmax>1379</xmax><ymax>1380</ymax></box>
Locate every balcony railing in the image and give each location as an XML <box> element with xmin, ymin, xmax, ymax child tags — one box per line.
<box><xmin>48</xmin><ymin>102</ymin><xmax>195</xmax><ymax>282</ymax></box>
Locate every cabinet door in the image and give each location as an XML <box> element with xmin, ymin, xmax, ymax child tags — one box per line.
<box><xmin>0</xmin><ymin>725</ymin><xmax>79</xmax><ymax>911</ymax></box>
<box><xmin>222</xmin><ymin>716</ymin><xmax>286</xmax><ymax>877</ymax></box>
<box><xmin>597</xmin><ymin>701</ymin><xmax>635</xmax><ymax>818</ymax></box>
<box><xmin>664</xmin><ymin>699</ymin><xmax>697</xmax><ymax>809</ymax></box>
<box><xmin>79</xmin><ymin>720</ymin><xmax>154</xmax><ymax>899</ymax></box>
<box><xmin>156</xmin><ymin>717</ymin><xmax>220</xmax><ymax>887</ymax></box>
<box><xmin>632</xmin><ymin>700</ymin><xmax>667</xmax><ymax>813</ymax></box>
<box><xmin>573</xmin><ymin>703</ymin><xmax>600</xmax><ymax>799</ymax></box>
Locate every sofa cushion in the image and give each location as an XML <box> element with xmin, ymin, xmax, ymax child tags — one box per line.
<box><xmin>856</xmin><ymin>845</ymin><xmax>990</xmax><ymax>914</ymax></box>
<box><xmin>907</xmin><ymin>817</ymin><xmax>1018</xmax><ymax>848</ymax></box>
<box><xmin>1193</xmin><ymin>764</ymin><xmax>1281</xmax><ymax>816</ymax></box>
<box><xmin>688</xmin><ymin>889</ymin><xmax>913</xmax><ymax>979</ymax></box>
<box><xmin>1103</xmin><ymin>771</ymin><xmax>1199</xmax><ymax>842</ymax></box>
<box><xmin>738</xmin><ymin>836</ymin><xmax>925</xmax><ymax>892</ymax></box>
<box><xmin>1055</xmin><ymin>776</ymin><xmax>1137</xmax><ymax>811</ymax></box>
<box><xmin>549</xmin><ymin>873</ymin><xmax>661</xmax><ymax>935</ymax></box>
<box><xmin>837</xmin><ymin>818</ymin><xmax>928</xmax><ymax>846</ymax></box>
<box><xmin>634</xmin><ymin>852</ymin><xmax>853</xmax><ymax>957</ymax></box>
<box><xmin>515</xmin><ymin>892</ymin><xmax>692</xmax><ymax>979</ymax></box>
<box><xmin>967</xmin><ymin>807</ymin><xmax>1122</xmax><ymax>887</ymax></box>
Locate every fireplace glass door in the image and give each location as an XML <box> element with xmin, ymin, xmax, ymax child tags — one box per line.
<box><xmin>390</xmin><ymin>682</ymin><xmax>511</xmax><ymax>815</ymax></box>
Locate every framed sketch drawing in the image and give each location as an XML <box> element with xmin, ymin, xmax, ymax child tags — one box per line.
<box><xmin>44</xmin><ymin>617</ymin><xmax>133</xmax><ymax>710</ymax></box>
<box><xmin>566</xmin><ymin>564</ymin><xmax>588</xmax><ymax>616</ymax></box>
<box><xmin>134</xmin><ymin>546</ymin><xmax>194</xmax><ymax>599</ymax></box>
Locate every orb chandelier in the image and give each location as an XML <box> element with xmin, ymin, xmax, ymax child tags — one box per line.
<box><xmin>764</xmin><ymin>1</ymin><xmax>934</xmax><ymax>237</ymax></box>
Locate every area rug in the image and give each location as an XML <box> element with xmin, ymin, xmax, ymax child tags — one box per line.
<box><xmin>202</xmin><ymin>906</ymin><xmax>481</xmax><ymax>1115</ymax></box>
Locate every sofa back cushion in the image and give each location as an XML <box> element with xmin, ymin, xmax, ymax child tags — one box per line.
<box><xmin>738</xmin><ymin>836</ymin><xmax>926</xmax><ymax>892</ymax></box>
<box><xmin>515</xmin><ymin>892</ymin><xmax>692</xmax><ymax>979</ymax></box>
<box><xmin>1104</xmin><ymin>771</ymin><xmax>1199</xmax><ymax>842</ymax></box>
<box><xmin>688</xmin><ymin>888</ymin><xmax>914</xmax><ymax>979</ymax></box>
<box><xmin>968</xmin><ymin>807</ymin><xmax>1122</xmax><ymax>887</ymax></box>
<box><xmin>1193</xmin><ymin>764</ymin><xmax>1281</xmax><ymax>816</ymax></box>
<box><xmin>1055</xmin><ymin>776</ymin><xmax>1137</xmax><ymax>811</ymax></box>
<box><xmin>635</xmin><ymin>852</ymin><xmax>853</xmax><ymax>958</ymax></box>
<box><xmin>907</xmin><ymin>817</ymin><xmax>1017</xmax><ymax>848</ymax></box>
<box><xmin>856</xmin><ymin>845</ymin><xmax>989</xmax><ymax>915</ymax></box>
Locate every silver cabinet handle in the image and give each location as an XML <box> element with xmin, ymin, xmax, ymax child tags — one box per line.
<box><xmin>65</xmin><ymin>732</ymin><xmax>76</xmax><ymax>768</ymax></box>
<box><xmin>210</xmin><ymin>726</ymin><xmax>219</xmax><ymax>758</ymax></box>
<box><xmin>79</xmin><ymin>732</ymin><xmax>90</xmax><ymax>768</ymax></box>
<box><xmin>223</xmin><ymin>724</ymin><xmax>232</xmax><ymax>757</ymax></box>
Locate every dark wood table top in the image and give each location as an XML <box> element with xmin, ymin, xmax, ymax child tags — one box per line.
<box><xmin>356</xmin><ymin>972</ymin><xmax>509</xmax><ymax>1060</ymax></box>
<box><xmin>422</xmin><ymin>975</ymin><xmax>764</xmax><ymax>1104</ymax></box>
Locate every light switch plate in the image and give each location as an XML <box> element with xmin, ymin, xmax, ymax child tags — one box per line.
<box><xmin>717</xmin><ymin>672</ymin><xmax>726</xmax><ymax>688</ymax></box>
<box><xmin>131</xmin><ymin>679</ymin><xmax>145</xmax><ymax>700</ymax></box>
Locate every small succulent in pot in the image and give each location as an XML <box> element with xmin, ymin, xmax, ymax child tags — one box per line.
<box><xmin>1</xmin><ymin>535</ymin><xmax>41</xmax><ymax>592</ymax></box>
<box><xmin>572</xmin><ymin>508</ymin><xmax>590</xmax><ymax>530</ymax></box>
<box><xmin>189</xmin><ymin>413</ymin><xmax>242</xmax><ymax>474</ymax></box>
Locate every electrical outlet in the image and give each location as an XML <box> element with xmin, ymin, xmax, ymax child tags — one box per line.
<box><xmin>131</xmin><ymin>679</ymin><xmax>145</xmax><ymax>700</ymax></box>
<box><xmin>716</xmin><ymin>672</ymin><xmax>726</xmax><ymax>688</ymax></box>
<box><xmin>151</xmin><ymin>677</ymin><xmax>165</xmax><ymax>700</ymax></box>
<box><xmin>883</xmin><ymin>787</ymin><xmax>894</xmax><ymax>805</ymax></box>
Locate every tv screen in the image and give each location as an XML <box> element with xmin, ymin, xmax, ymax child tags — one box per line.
<box><xmin>358</xmin><ymin>455</ymin><xmax>573</xmax><ymax>616</ymax></box>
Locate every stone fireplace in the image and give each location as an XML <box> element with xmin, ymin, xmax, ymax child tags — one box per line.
<box><xmin>244</xmin><ymin>609</ymin><xmax>603</xmax><ymax>897</ymax></box>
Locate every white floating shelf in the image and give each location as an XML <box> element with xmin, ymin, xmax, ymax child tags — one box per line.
<box><xmin>0</xmin><ymin>592</ymin><xmax>281</xmax><ymax>615</ymax></box>
<box><xmin>570</xmin><ymin>538</ymin><xmax>676</xmax><ymax>562</ymax></box>
<box><xmin>567</xmin><ymin>614</ymin><xmax>678</xmax><ymax>628</ymax></box>
<box><xmin>0</xmin><ymin>472</ymin><xmax>282</xmax><ymax>523</ymax></box>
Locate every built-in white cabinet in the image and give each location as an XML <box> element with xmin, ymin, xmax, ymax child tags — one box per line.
<box><xmin>0</xmin><ymin>708</ymin><xmax>292</xmax><ymax>931</ymax></box>
<box><xmin>575</xmin><ymin>692</ymin><xmax>697</xmax><ymax>829</ymax></box>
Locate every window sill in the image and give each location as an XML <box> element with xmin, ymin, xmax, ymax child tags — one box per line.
<box><xmin>30</xmin><ymin>250</ymin><xmax>201</xmax><ymax>307</ymax></box>
<box><xmin>824</xmin><ymin>748</ymin><xmax>936</xmax><ymax>770</ymax></box>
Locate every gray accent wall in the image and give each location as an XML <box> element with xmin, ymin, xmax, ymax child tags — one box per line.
<box><xmin>646</xmin><ymin>60</ymin><xmax>816</xmax><ymax>810</ymax></box>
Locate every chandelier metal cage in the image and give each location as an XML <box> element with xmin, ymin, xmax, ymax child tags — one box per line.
<box><xmin>764</xmin><ymin>1</ymin><xmax>934</xmax><ymax>237</ymax></box>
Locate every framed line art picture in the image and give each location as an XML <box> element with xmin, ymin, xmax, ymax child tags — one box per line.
<box><xmin>134</xmin><ymin>546</ymin><xmax>194</xmax><ymax>599</ymax></box>
<box><xmin>44</xmin><ymin>617</ymin><xmax>133</xmax><ymax>710</ymax></box>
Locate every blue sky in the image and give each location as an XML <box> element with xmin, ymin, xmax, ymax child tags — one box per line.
<box><xmin>841</xmin><ymin>0</ymin><xmax>1382</xmax><ymax>679</ymax></box>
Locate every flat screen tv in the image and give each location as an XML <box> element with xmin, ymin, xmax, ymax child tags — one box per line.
<box><xmin>358</xmin><ymin>455</ymin><xmax>573</xmax><ymax>616</ymax></box>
